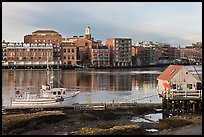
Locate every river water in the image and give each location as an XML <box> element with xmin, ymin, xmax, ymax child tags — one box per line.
<box><xmin>2</xmin><ymin>65</ymin><xmax>202</xmax><ymax>107</ymax></box>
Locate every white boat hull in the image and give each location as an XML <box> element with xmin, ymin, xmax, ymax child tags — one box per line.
<box><xmin>11</xmin><ymin>95</ymin><xmax>78</xmax><ymax>107</ymax></box>
<box><xmin>11</xmin><ymin>98</ymin><xmax>61</xmax><ymax>107</ymax></box>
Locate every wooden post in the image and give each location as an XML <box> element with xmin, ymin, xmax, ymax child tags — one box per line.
<box><xmin>182</xmin><ymin>101</ymin><xmax>185</xmax><ymax>113</ymax></box>
<box><xmin>172</xmin><ymin>101</ymin><xmax>175</xmax><ymax>114</ymax></box>
<box><xmin>105</xmin><ymin>102</ymin><xmax>106</xmax><ymax>110</ymax></box>
<box><xmin>193</xmin><ymin>102</ymin><xmax>195</xmax><ymax>113</ymax></box>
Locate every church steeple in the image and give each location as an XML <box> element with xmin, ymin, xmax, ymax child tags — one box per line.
<box><xmin>85</xmin><ymin>25</ymin><xmax>91</xmax><ymax>40</ymax></box>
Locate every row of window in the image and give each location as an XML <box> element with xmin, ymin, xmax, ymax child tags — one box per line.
<box><xmin>64</xmin><ymin>56</ymin><xmax>75</xmax><ymax>60</ymax></box>
<box><xmin>6</xmin><ymin>49</ymin><xmax>52</xmax><ymax>51</ymax></box>
<box><xmin>172</xmin><ymin>83</ymin><xmax>195</xmax><ymax>90</ymax></box>
<box><xmin>64</xmin><ymin>49</ymin><xmax>75</xmax><ymax>53</ymax></box>
<box><xmin>34</xmin><ymin>39</ymin><xmax>60</xmax><ymax>42</ymax></box>
<box><xmin>6</xmin><ymin>53</ymin><xmax>53</xmax><ymax>56</ymax></box>
<box><xmin>93</xmin><ymin>57</ymin><xmax>109</xmax><ymax>60</ymax></box>
<box><xmin>93</xmin><ymin>62</ymin><xmax>110</xmax><ymax>66</ymax></box>
<box><xmin>4</xmin><ymin>57</ymin><xmax>52</xmax><ymax>60</ymax></box>
<box><xmin>93</xmin><ymin>54</ymin><xmax>109</xmax><ymax>57</ymax></box>
<box><xmin>115</xmin><ymin>40</ymin><xmax>131</xmax><ymax>44</ymax></box>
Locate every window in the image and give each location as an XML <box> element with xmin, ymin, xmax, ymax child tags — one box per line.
<box><xmin>196</xmin><ymin>82</ymin><xmax>202</xmax><ymax>90</ymax></box>
<box><xmin>72</xmin><ymin>49</ymin><xmax>74</xmax><ymax>52</ymax></box>
<box><xmin>68</xmin><ymin>49</ymin><xmax>70</xmax><ymax>52</ymax></box>
<box><xmin>172</xmin><ymin>84</ymin><xmax>177</xmax><ymax>89</ymax></box>
<box><xmin>177</xmin><ymin>84</ymin><xmax>183</xmax><ymax>90</ymax></box>
<box><xmin>64</xmin><ymin>49</ymin><xmax>66</xmax><ymax>52</ymax></box>
<box><xmin>187</xmin><ymin>83</ymin><xmax>193</xmax><ymax>89</ymax></box>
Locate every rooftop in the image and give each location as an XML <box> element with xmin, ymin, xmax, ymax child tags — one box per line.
<box><xmin>157</xmin><ymin>65</ymin><xmax>183</xmax><ymax>81</ymax></box>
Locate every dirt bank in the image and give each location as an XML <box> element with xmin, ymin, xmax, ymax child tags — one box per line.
<box><xmin>2</xmin><ymin>104</ymin><xmax>202</xmax><ymax>135</ymax></box>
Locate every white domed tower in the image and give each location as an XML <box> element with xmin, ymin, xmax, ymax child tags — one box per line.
<box><xmin>85</xmin><ymin>25</ymin><xmax>91</xmax><ymax>40</ymax></box>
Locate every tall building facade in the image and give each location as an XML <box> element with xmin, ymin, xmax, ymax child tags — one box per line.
<box><xmin>90</xmin><ymin>46</ymin><xmax>110</xmax><ymax>67</ymax></box>
<box><xmin>106</xmin><ymin>38</ymin><xmax>132</xmax><ymax>67</ymax></box>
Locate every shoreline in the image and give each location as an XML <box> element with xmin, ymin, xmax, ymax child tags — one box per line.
<box><xmin>2</xmin><ymin>103</ymin><xmax>202</xmax><ymax>135</ymax></box>
<box><xmin>2</xmin><ymin>63</ymin><xmax>197</xmax><ymax>70</ymax></box>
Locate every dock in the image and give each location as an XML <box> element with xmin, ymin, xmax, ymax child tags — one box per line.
<box><xmin>161</xmin><ymin>90</ymin><xmax>202</xmax><ymax>118</ymax></box>
<box><xmin>2</xmin><ymin>102</ymin><xmax>162</xmax><ymax>115</ymax></box>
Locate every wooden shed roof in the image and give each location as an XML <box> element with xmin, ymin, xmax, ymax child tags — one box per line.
<box><xmin>157</xmin><ymin>65</ymin><xmax>183</xmax><ymax>81</ymax></box>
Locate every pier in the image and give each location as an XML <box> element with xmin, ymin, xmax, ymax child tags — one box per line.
<box><xmin>2</xmin><ymin>102</ymin><xmax>162</xmax><ymax>115</ymax></box>
<box><xmin>161</xmin><ymin>90</ymin><xmax>202</xmax><ymax>118</ymax></box>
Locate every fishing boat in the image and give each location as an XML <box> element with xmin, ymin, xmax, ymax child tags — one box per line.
<box><xmin>11</xmin><ymin>73</ymin><xmax>80</xmax><ymax>107</ymax></box>
<box><xmin>11</xmin><ymin>53</ymin><xmax>80</xmax><ymax>107</ymax></box>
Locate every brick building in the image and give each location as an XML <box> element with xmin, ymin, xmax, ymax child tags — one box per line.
<box><xmin>61</xmin><ymin>26</ymin><xmax>101</xmax><ymax>67</ymax></box>
<box><xmin>2</xmin><ymin>42</ymin><xmax>54</xmax><ymax>69</ymax></box>
<box><xmin>106</xmin><ymin>38</ymin><xmax>132</xmax><ymax>67</ymax></box>
<box><xmin>90</xmin><ymin>46</ymin><xmax>110</xmax><ymax>67</ymax></box>
<box><xmin>24</xmin><ymin>30</ymin><xmax>62</xmax><ymax>44</ymax></box>
<box><xmin>61</xmin><ymin>43</ymin><xmax>79</xmax><ymax>67</ymax></box>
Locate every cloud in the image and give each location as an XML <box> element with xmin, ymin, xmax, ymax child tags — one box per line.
<box><xmin>2</xmin><ymin>2</ymin><xmax>202</xmax><ymax>46</ymax></box>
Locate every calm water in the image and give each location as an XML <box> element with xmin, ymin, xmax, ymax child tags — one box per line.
<box><xmin>2</xmin><ymin>65</ymin><xmax>202</xmax><ymax>107</ymax></box>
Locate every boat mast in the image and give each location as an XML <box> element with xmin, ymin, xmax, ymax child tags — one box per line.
<box><xmin>46</xmin><ymin>49</ymin><xmax>54</xmax><ymax>88</ymax></box>
<box><xmin>46</xmin><ymin>50</ymin><xmax>49</xmax><ymax>85</ymax></box>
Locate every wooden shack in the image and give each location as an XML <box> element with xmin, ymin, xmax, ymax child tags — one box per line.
<box><xmin>157</xmin><ymin>65</ymin><xmax>202</xmax><ymax>99</ymax></box>
<box><xmin>157</xmin><ymin>65</ymin><xmax>202</xmax><ymax>115</ymax></box>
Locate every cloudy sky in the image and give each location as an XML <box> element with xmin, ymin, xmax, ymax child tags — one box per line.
<box><xmin>2</xmin><ymin>2</ymin><xmax>202</xmax><ymax>46</ymax></box>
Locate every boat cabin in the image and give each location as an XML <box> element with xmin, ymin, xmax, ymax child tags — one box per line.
<box><xmin>41</xmin><ymin>85</ymin><xmax>67</xmax><ymax>99</ymax></box>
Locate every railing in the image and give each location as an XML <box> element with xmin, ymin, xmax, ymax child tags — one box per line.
<box><xmin>170</xmin><ymin>90</ymin><xmax>202</xmax><ymax>99</ymax></box>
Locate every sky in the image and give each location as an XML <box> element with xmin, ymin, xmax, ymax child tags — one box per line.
<box><xmin>2</xmin><ymin>2</ymin><xmax>202</xmax><ymax>47</ymax></box>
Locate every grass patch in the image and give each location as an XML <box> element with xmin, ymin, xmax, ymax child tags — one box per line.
<box><xmin>79</xmin><ymin>113</ymin><xmax>98</xmax><ymax>121</ymax></box>
<box><xmin>2</xmin><ymin>111</ymin><xmax>66</xmax><ymax>134</ymax></box>
<box><xmin>156</xmin><ymin>118</ymin><xmax>193</xmax><ymax>130</ymax></box>
<box><xmin>80</xmin><ymin>124</ymin><xmax>145</xmax><ymax>135</ymax></box>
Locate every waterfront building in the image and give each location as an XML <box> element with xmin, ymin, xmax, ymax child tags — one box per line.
<box><xmin>61</xmin><ymin>42</ymin><xmax>79</xmax><ymax>67</ymax></box>
<box><xmin>61</xmin><ymin>26</ymin><xmax>102</xmax><ymax>67</ymax></box>
<box><xmin>106</xmin><ymin>38</ymin><xmax>132</xmax><ymax>67</ymax></box>
<box><xmin>132</xmin><ymin>42</ymin><xmax>158</xmax><ymax>66</ymax></box>
<box><xmin>53</xmin><ymin>44</ymin><xmax>62</xmax><ymax>67</ymax></box>
<box><xmin>135</xmin><ymin>41</ymin><xmax>176</xmax><ymax>65</ymax></box>
<box><xmin>2</xmin><ymin>42</ymin><xmax>54</xmax><ymax>69</ymax></box>
<box><xmin>131</xmin><ymin>45</ymin><xmax>146</xmax><ymax>66</ymax></box>
<box><xmin>157</xmin><ymin>65</ymin><xmax>202</xmax><ymax>97</ymax></box>
<box><xmin>89</xmin><ymin>45</ymin><xmax>110</xmax><ymax>67</ymax></box>
<box><xmin>24</xmin><ymin>30</ymin><xmax>62</xmax><ymax>44</ymax></box>
<box><xmin>178</xmin><ymin>46</ymin><xmax>202</xmax><ymax>63</ymax></box>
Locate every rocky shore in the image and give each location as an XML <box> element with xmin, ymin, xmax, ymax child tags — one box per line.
<box><xmin>2</xmin><ymin>103</ymin><xmax>202</xmax><ymax>135</ymax></box>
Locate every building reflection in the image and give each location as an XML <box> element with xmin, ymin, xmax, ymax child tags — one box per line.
<box><xmin>2</xmin><ymin>70</ymin><xmax>158</xmax><ymax>94</ymax></box>
<box><xmin>131</xmin><ymin>74</ymin><xmax>158</xmax><ymax>91</ymax></box>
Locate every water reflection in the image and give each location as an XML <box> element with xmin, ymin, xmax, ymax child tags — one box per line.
<box><xmin>3</xmin><ymin>65</ymin><xmax>200</xmax><ymax>106</ymax></box>
<box><xmin>2</xmin><ymin>68</ymin><xmax>164</xmax><ymax>106</ymax></box>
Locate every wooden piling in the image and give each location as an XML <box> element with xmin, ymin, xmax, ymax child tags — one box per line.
<box><xmin>172</xmin><ymin>101</ymin><xmax>174</xmax><ymax>114</ymax></box>
<box><xmin>193</xmin><ymin>102</ymin><xmax>196</xmax><ymax>113</ymax></box>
